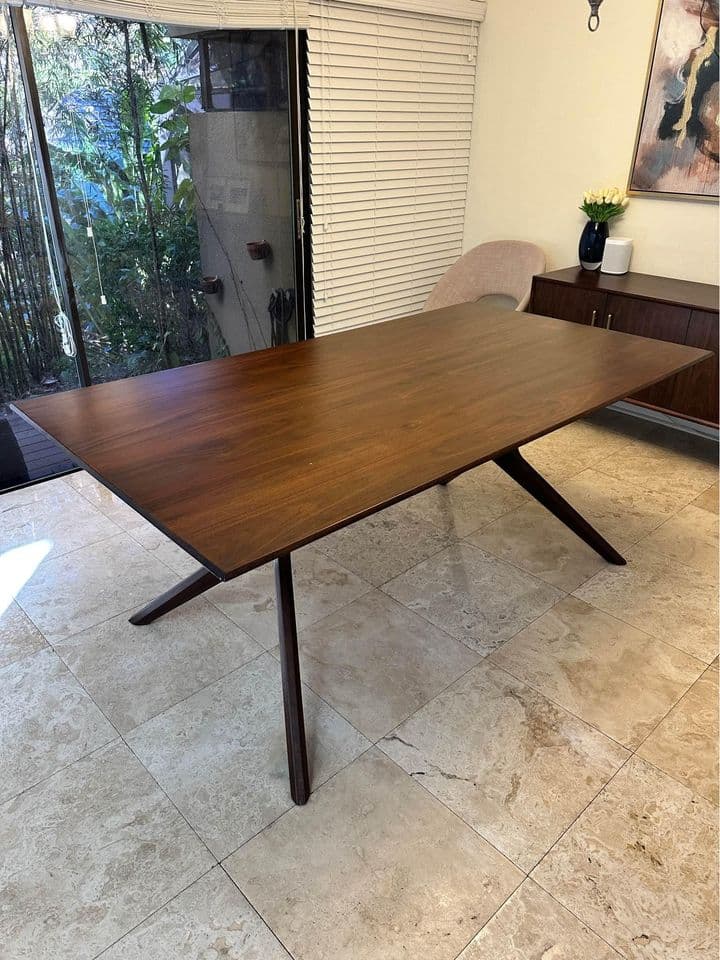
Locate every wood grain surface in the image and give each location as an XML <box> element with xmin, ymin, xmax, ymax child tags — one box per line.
<box><xmin>13</xmin><ymin>304</ymin><xmax>711</xmax><ymax>579</ymax></box>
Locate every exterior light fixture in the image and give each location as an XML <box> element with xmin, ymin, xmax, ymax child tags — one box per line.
<box><xmin>587</xmin><ymin>0</ymin><xmax>604</xmax><ymax>31</ymax></box>
<box><xmin>55</xmin><ymin>13</ymin><xmax>78</xmax><ymax>38</ymax></box>
<box><xmin>35</xmin><ymin>10</ymin><xmax>78</xmax><ymax>38</ymax></box>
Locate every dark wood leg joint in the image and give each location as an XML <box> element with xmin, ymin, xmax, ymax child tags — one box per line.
<box><xmin>494</xmin><ymin>448</ymin><xmax>626</xmax><ymax>566</ymax></box>
<box><xmin>275</xmin><ymin>553</ymin><xmax>310</xmax><ymax>805</ymax></box>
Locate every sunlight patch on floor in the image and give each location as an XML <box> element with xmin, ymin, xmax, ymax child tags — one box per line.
<box><xmin>0</xmin><ymin>539</ymin><xmax>52</xmax><ymax>615</ymax></box>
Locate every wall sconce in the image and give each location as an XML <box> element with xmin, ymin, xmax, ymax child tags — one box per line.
<box><xmin>587</xmin><ymin>0</ymin><xmax>605</xmax><ymax>31</ymax></box>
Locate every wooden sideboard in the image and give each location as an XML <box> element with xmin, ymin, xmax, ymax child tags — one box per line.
<box><xmin>530</xmin><ymin>267</ymin><xmax>719</xmax><ymax>426</ymax></box>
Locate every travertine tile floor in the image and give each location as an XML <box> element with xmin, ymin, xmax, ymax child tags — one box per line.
<box><xmin>0</xmin><ymin>408</ymin><xmax>717</xmax><ymax>960</ymax></box>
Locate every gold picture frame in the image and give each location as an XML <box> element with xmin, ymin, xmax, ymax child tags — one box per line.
<box><xmin>627</xmin><ymin>0</ymin><xmax>718</xmax><ymax>202</ymax></box>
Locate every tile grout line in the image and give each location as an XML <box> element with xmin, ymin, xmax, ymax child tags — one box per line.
<box><xmin>624</xmin><ymin>665</ymin><xmax>719</xmax><ymax>806</ymax></box>
<box><xmin>219</xmin><ymin>743</ymin><xmax>377</xmax><ymax>862</ymax></box>
<box><xmin>276</xmin><ymin>576</ymin><xmax>565</xmax><ymax>755</ymax></box>
<box><xmin>10</xmin><ymin>531</ymin><xmax>176</xmax><ymax>642</ymax></box>
<box><xmin>0</xmin><ymin>735</ymin><xmax>119</xmax><ymax>810</ymax></box>
<box><xmin>485</xmin><ymin>644</ymin><xmax>706</xmax><ymax>754</ymax></box>
<box><xmin>215</xmin><ymin>742</ymin><xmax>521</xmax><ymax>960</ymax></box>
<box><xmin>219</xmin><ymin>862</ymin><xmax>299</xmax><ymax>960</ymax></box>
<box><xmin>568</xmin><ymin>545</ymin><xmax>718</xmax><ymax>667</ymax></box>
<box><xmin>3</xmin><ymin>432</ymin><xmax>716</xmax><ymax>956</ymax></box>
<box><xmin>88</xmin><ymin>864</ymin><xmax>218</xmax><ymax>960</ymax></box>
<box><xmin>458</xmin><ymin>462</ymin><xmax>714</xmax><ymax>596</ymax></box>
<box><xmin>34</xmin><ymin>654</ymin><xmax>223</xmax><ymax>874</ymax></box>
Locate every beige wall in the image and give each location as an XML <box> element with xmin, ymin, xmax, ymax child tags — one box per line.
<box><xmin>464</xmin><ymin>0</ymin><xmax>719</xmax><ymax>285</ymax></box>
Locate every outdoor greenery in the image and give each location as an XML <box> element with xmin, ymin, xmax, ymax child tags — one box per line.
<box><xmin>0</xmin><ymin>9</ymin><xmax>212</xmax><ymax>401</ymax></box>
<box><xmin>0</xmin><ymin>25</ymin><xmax>68</xmax><ymax>400</ymax></box>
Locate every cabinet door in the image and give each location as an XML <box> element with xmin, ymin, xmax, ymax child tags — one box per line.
<box><xmin>531</xmin><ymin>280</ymin><xmax>606</xmax><ymax>326</ymax></box>
<box><xmin>604</xmin><ymin>295</ymin><xmax>692</xmax><ymax>411</ymax></box>
<box><xmin>667</xmin><ymin>310</ymin><xmax>719</xmax><ymax>425</ymax></box>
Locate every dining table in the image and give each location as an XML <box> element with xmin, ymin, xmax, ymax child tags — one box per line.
<box><xmin>13</xmin><ymin>302</ymin><xmax>711</xmax><ymax>804</ymax></box>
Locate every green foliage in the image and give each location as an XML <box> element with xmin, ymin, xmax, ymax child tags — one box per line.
<box><xmin>29</xmin><ymin>15</ymin><xmax>210</xmax><ymax>384</ymax></box>
<box><xmin>0</xmin><ymin>31</ymin><xmax>77</xmax><ymax>401</ymax></box>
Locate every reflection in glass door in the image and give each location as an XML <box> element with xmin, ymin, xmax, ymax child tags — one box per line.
<box><xmin>23</xmin><ymin>9</ymin><xmax>307</xmax><ymax>383</ymax></box>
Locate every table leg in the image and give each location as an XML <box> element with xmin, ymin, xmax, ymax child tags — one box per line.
<box><xmin>494</xmin><ymin>448</ymin><xmax>626</xmax><ymax>565</ymax></box>
<box><xmin>129</xmin><ymin>567</ymin><xmax>220</xmax><ymax>625</ymax></box>
<box><xmin>275</xmin><ymin>553</ymin><xmax>310</xmax><ymax>805</ymax></box>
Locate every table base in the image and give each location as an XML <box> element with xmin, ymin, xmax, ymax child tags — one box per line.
<box><xmin>128</xmin><ymin>447</ymin><xmax>626</xmax><ymax>806</ymax></box>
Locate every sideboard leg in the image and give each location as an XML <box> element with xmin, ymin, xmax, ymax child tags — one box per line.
<box><xmin>275</xmin><ymin>553</ymin><xmax>310</xmax><ymax>805</ymax></box>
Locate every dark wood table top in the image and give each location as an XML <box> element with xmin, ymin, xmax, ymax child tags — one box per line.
<box><xmin>536</xmin><ymin>267</ymin><xmax>719</xmax><ymax>313</ymax></box>
<box><xmin>13</xmin><ymin>304</ymin><xmax>711</xmax><ymax>579</ymax></box>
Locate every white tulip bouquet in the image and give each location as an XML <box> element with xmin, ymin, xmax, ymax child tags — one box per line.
<box><xmin>580</xmin><ymin>187</ymin><xmax>629</xmax><ymax>224</ymax></box>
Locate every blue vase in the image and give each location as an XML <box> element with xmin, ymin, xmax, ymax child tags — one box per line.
<box><xmin>579</xmin><ymin>221</ymin><xmax>609</xmax><ymax>271</ymax></box>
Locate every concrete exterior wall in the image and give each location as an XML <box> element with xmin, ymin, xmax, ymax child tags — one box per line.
<box><xmin>189</xmin><ymin>109</ymin><xmax>296</xmax><ymax>356</ymax></box>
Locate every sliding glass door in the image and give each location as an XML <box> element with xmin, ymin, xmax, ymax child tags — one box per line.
<box><xmin>0</xmin><ymin>5</ymin><xmax>308</xmax><ymax>489</ymax></box>
<box><xmin>19</xmin><ymin>7</ymin><xmax>308</xmax><ymax>384</ymax></box>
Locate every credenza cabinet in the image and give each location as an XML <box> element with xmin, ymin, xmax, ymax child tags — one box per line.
<box><xmin>530</xmin><ymin>267</ymin><xmax>719</xmax><ymax>426</ymax></box>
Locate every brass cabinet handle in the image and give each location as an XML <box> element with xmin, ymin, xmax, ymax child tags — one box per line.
<box><xmin>590</xmin><ymin>309</ymin><xmax>597</xmax><ymax>326</ymax></box>
<box><xmin>605</xmin><ymin>313</ymin><xmax>613</xmax><ymax>329</ymax></box>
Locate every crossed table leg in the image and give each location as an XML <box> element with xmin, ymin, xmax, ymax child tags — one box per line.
<box><xmin>128</xmin><ymin>447</ymin><xmax>626</xmax><ymax>806</ymax></box>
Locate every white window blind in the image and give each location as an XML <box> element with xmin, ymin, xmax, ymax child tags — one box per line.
<box><xmin>308</xmin><ymin>0</ymin><xmax>481</xmax><ymax>336</ymax></box>
<box><xmin>8</xmin><ymin>0</ymin><xmax>310</xmax><ymax>29</ymax></box>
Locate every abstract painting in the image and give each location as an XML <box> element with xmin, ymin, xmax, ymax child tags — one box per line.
<box><xmin>629</xmin><ymin>0</ymin><xmax>718</xmax><ymax>200</ymax></box>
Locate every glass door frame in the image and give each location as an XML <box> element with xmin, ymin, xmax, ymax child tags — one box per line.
<box><xmin>9</xmin><ymin>5</ymin><xmax>91</xmax><ymax>387</ymax></box>
<box><xmin>287</xmin><ymin>28</ymin><xmax>313</xmax><ymax>342</ymax></box>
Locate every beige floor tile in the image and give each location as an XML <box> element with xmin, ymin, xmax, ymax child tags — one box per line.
<box><xmin>383</xmin><ymin>542</ymin><xmax>563</xmax><ymax>656</ymax></box>
<box><xmin>298</xmin><ymin>590</ymin><xmax>479</xmax><ymax>741</ymax></box>
<box><xmin>0</xmin><ymin>741</ymin><xmax>213</xmax><ymax>960</ymax></box>
<box><xmin>127</xmin><ymin>522</ymin><xmax>200</xmax><ymax>577</ymax></box>
<box><xmin>0</xmin><ymin>647</ymin><xmax>116</xmax><ymax>802</ymax></box>
<box><xmin>574</xmin><ymin>546</ymin><xmax>718</xmax><ymax>663</ymax></box>
<box><xmin>14</xmin><ymin>533</ymin><xmax>177</xmax><ymax>643</ymax></box>
<box><xmin>380</xmin><ymin>661</ymin><xmax>627</xmax><ymax>871</ymax></box>
<box><xmin>521</xmin><ymin>419</ymin><xmax>636</xmax><ymax>483</ymax></box>
<box><xmin>209</xmin><ymin>546</ymin><xmax>372</xmax><ymax>649</ymax></box>
<box><xmin>65</xmin><ymin>471</ymin><xmax>149</xmax><ymax>534</ymax></box>
<box><xmin>457</xmin><ymin>880</ymin><xmax>619</xmax><ymax>959</ymax></box>
<box><xmin>491</xmin><ymin>597</ymin><xmax>704</xmax><ymax>749</ymax></box>
<box><xmin>639</xmin><ymin>504</ymin><xmax>719</xmax><ymax>576</ymax></box>
<box><xmin>56</xmin><ymin>599</ymin><xmax>262</xmax><ymax>734</ymax></box>
<box><xmin>1</xmin><ymin>476</ymin><xmax>80</xmax><ymax>509</ymax></box>
<box><xmin>315</xmin><ymin>501</ymin><xmax>451</xmax><ymax>586</ymax></box>
<box><xmin>100</xmin><ymin>867</ymin><xmax>291</xmax><ymax>959</ymax></box>
<box><xmin>638</xmin><ymin>663</ymin><xmax>719</xmax><ymax>804</ymax></box>
<box><xmin>400</xmin><ymin>469</ymin><xmax>528</xmax><ymax>538</ymax></box>
<box><xmin>65</xmin><ymin>473</ymin><xmax>200</xmax><ymax>574</ymax></box>
<box><xmin>0</xmin><ymin>600</ymin><xmax>46</xmax><ymax>669</ymax></box>
<box><xmin>225</xmin><ymin>749</ymin><xmax>522</xmax><ymax>960</ymax></box>
<box><xmin>0</xmin><ymin>479</ymin><xmax>120</xmax><ymax>560</ymax></box>
<box><xmin>128</xmin><ymin>654</ymin><xmax>369</xmax><ymax>859</ymax></box>
<box><xmin>693</xmin><ymin>482</ymin><xmax>718</xmax><ymax>514</ymax></box>
<box><xmin>558</xmin><ymin>468</ymin><xmax>689</xmax><ymax>546</ymax></box>
<box><xmin>533</xmin><ymin>757</ymin><xmax>718</xmax><ymax>960</ymax></box>
<box><xmin>468</xmin><ymin>502</ymin><xmax>608</xmax><ymax>592</ymax></box>
<box><xmin>593</xmin><ymin>430</ymin><xmax>717</xmax><ymax>501</ymax></box>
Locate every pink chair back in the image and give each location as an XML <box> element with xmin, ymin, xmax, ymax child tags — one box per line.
<box><xmin>425</xmin><ymin>240</ymin><xmax>546</xmax><ymax>312</ymax></box>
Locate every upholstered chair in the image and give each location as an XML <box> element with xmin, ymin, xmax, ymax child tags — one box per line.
<box><xmin>424</xmin><ymin>240</ymin><xmax>546</xmax><ymax>313</ymax></box>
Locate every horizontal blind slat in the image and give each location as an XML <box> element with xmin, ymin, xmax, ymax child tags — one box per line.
<box><xmin>309</xmin><ymin>0</ymin><xmax>478</xmax><ymax>336</ymax></box>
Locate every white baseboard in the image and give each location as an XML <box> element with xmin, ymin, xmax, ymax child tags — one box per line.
<box><xmin>609</xmin><ymin>401</ymin><xmax>719</xmax><ymax>442</ymax></box>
